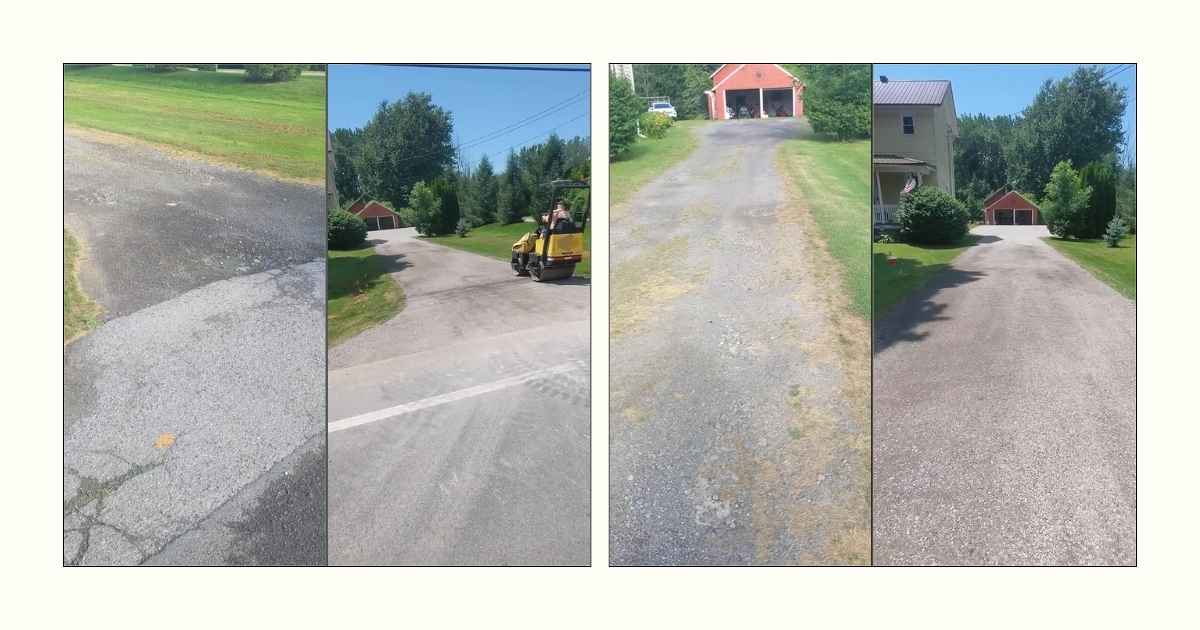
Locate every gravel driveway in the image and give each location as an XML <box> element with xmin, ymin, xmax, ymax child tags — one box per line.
<box><xmin>609</xmin><ymin>119</ymin><xmax>870</xmax><ymax>566</ymax></box>
<box><xmin>874</xmin><ymin>225</ymin><xmax>1135</xmax><ymax>565</ymax></box>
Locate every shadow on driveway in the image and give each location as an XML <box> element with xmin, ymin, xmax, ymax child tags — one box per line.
<box><xmin>327</xmin><ymin>251</ymin><xmax>410</xmax><ymax>301</ymax></box>
<box><xmin>874</xmin><ymin>261</ymin><xmax>987</xmax><ymax>353</ymax></box>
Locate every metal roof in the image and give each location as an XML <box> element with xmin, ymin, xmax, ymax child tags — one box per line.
<box><xmin>873</xmin><ymin>80</ymin><xmax>950</xmax><ymax>105</ymax></box>
<box><xmin>872</xmin><ymin>154</ymin><xmax>929</xmax><ymax>166</ymax></box>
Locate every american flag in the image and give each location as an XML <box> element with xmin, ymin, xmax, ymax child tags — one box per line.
<box><xmin>901</xmin><ymin>175</ymin><xmax>918</xmax><ymax>194</ymax></box>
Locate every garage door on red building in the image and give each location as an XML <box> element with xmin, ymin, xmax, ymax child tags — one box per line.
<box><xmin>705</xmin><ymin>64</ymin><xmax>805</xmax><ymax>121</ymax></box>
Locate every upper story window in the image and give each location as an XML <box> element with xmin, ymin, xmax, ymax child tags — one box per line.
<box><xmin>902</xmin><ymin>115</ymin><xmax>915</xmax><ymax>135</ymax></box>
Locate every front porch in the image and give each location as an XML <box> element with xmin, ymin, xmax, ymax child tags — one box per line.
<box><xmin>872</xmin><ymin>155</ymin><xmax>936</xmax><ymax>226</ymax></box>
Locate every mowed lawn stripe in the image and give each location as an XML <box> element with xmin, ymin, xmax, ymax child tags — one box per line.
<box><xmin>1044</xmin><ymin>235</ymin><xmax>1136</xmax><ymax>300</ymax></box>
<box><xmin>778</xmin><ymin>137</ymin><xmax>872</xmax><ymax>318</ymax></box>
<box><xmin>64</xmin><ymin>67</ymin><xmax>325</xmax><ymax>181</ymax></box>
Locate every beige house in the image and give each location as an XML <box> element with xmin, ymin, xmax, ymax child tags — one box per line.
<box><xmin>872</xmin><ymin>79</ymin><xmax>958</xmax><ymax>225</ymax></box>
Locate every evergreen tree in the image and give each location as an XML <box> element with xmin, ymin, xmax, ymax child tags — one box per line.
<box><xmin>609</xmin><ymin>75</ymin><xmax>641</xmax><ymax>159</ymax></box>
<box><xmin>473</xmin><ymin>155</ymin><xmax>499</xmax><ymax>226</ymax></box>
<box><xmin>357</xmin><ymin>93</ymin><xmax>455</xmax><ymax>209</ymax></box>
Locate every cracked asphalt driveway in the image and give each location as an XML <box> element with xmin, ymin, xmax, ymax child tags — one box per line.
<box><xmin>873</xmin><ymin>225</ymin><xmax>1135</xmax><ymax>565</ymax></box>
<box><xmin>63</xmin><ymin>129</ymin><xmax>325</xmax><ymax>565</ymax></box>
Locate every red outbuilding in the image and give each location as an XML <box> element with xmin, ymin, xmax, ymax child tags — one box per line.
<box><xmin>982</xmin><ymin>190</ymin><xmax>1040</xmax><ymax>225</ymax></box>
<box><xmin>705</xmin><ymin>64</ymin><xmax>805</xmax><ymax>121</ymax></box>
<box><xmin>352</xmin><ymin>200</ymin><xmax>402</xmax><ymax>231</ymax></box>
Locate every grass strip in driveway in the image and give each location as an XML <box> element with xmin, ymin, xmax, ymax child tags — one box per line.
<box><xmin>64</xmin><ymin>66</ymin><xmax>325</xmax><ymax>182</ymax></box>
<box><xmin>328</xmin><ymin>245</ymin><xmax>405</xmax><ymax>345</ymax></box>
<box><xmin>778</xmin><ymin>137</ymin><xmax>871</xmax><ymax>318</ymax></box>
<box><xmin>426</xmin><ymin>222</ymin><xmax>591</xmax><ymax>277</ymax></box>
<box><xmin>873</xmin><ymin>234</ymin><xmax>980</xmax><ymax>317</ymax></box>
<box><xmin>1044</xmin><ymin>235</ymin><xmax>1136</xmax><ymax>299</ymax></box>
<box><xmin>64</xmin><ymin>229</ymin><xmax>103</xmax><ymax>343</ymax></box>
<box><xmin>610</xmin><ymin>120</ymin><xmax>703</xmax><ymax>210</ymax></box>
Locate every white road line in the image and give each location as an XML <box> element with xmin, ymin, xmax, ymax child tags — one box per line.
<box><xmin>328</xmin><ymin>362</ymin><xmax>582</xmax><ymax>434</ymax></box>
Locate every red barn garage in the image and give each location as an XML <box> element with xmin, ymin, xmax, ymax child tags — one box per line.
<box><xmin>705</xmin><ymin>64</ymin><xmax>804</xmax><ymax>120</ymax></box>
<box><xmin>349</xmin><ymin>200</ymin><xmax>402</xmax><ymax>231</ymax></box>
<box><xmin>982</xmin><ymin>190</ymin><xmax>1040</xmax><ymax>225</ymax></box>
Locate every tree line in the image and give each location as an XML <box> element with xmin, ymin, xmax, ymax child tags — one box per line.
<box><xmin>330</xmin><ymin>92</ymin><xmax>590</xmax><ymax>239</ymax></box>
<box><xmin>953</xmin><ymin>66</ymin><xmax>1135</xmax><ymax>235</ymax></box>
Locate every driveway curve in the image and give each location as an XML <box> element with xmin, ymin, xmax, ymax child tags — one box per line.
<box><xmin>874</xmin><ymin>225</ymin><xmax>1135</xmax><ymax>566</ymax></box>
<box><xmin>328</xmin><ymin>228</ymin><xmax>590</xmax><ymax>566</ymax></box>
<box><xmin>609</xmin><ymin>119</ymin><xmax>870</xmax><ymax>566</ymax></box>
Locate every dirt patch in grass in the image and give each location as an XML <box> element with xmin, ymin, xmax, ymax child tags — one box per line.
<box><xmin>610</xmin><ymin>236</ymin><xmax>706</xmax><ymax>338</ymax></box>
<box><xmin>64</xmin><ymin>228</ymin><xmax>103</xmax><ymax>344</ymax></box>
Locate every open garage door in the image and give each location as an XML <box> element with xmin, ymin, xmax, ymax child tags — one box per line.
<box><xmin>1015</xmin><ymin>209</ymin><xmax>1033</xmax><ymax>225</ymax></box>
<box><xmin>763</xmin><ymin>88</ymin><xmax>794</xmax><ymax>117</ymax></box>
<box><xmin>995</xmin><ymin>209</ymin><xmax>1014</xmax><ymax>225</ymax></box>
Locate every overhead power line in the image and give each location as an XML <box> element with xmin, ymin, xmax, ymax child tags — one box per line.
<box><xmin>367</xmin><ymin>63</ymin><xmax>589</xmax><ymax>73</ymax></box>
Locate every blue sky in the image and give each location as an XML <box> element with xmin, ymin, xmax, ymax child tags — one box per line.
<box><xmin>875</xmin><ymin>64</ymin><xmax>1136</xmax><ymax>162</ymax></box>
<box><xmin>328</xmin><ymin>64</ymin><xmax>590</xmax><ymax>170</ymax></box>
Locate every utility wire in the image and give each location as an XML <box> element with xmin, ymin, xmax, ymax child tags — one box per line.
<box><xmin>364</xmin><ymin>63</ymin><xmax>589</xmax><ymax>73</ymax></box>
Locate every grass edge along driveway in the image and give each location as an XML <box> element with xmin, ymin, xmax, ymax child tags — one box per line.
<box><xmin>873</xmin><ymin>234</ymin><xmax>981</xmax><ymax>317</ymax></box>
<box><xmin>327</xmin><ymin>245</ymin><xmax>406</xmax><ymax>345</ymax></box>
<box><xmin>1043</xmin><ymin>235</ymin><xmax>1136</xmax><ymax>300</ymax></box>
<box><xmin>427</xmin><ymin>222</ymin><xmax>592</xmax><ymax>278</ymax></box>
<box><xmin>64</xmin><ymin>66</ymin><xmax>325</xmax><ymax>183</ymax></box>
<box><xmin>610</xmin><ymin>120</ymin><xmax>704</xmax><ymax>210</ymax></box>
<box><xmin>64</xmin><ymin>229</ymin><xmax>103</xmax><ymax>343</ymax></box>
<box><xmin>777</xmin><ymin>136</ymin><xmax>872</xmax><ymax>318</ymax></box>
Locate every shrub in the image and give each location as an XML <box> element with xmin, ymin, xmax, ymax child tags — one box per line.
<box><xmin>244</xmin><ymin>64</ymin><xmax>304</xmax><ymax>82</ymax></box>
<box><xmin>455</xmin><ymin>218</ymin><xmax>470</xmax><ymax>237</ymax></box>
<box><xmin>328</xmin><ymin>209</ymin><xmax>367</xmax><ymax>250</ymax></box>
<box><xmin>1103</xmin><ymin>216</ymin><xmax>1128</xmax><ymax>247</ymax></box>
<box><xmin>896</xmin><ymin>186</ymin><xmax>969</xmax><ymax>245</ymax></box>
<box><xmin>1042</xmin><ymin>160</ymin><xmax>1093</xmax><ymax>238</ymax></box>
<box><xmin>146</xmin><ymin>64</ymin><xmax>180</xmax><ymax>73</ymax></box>
<box><xmin>639</xmin><ymin>112</ymin><xmax>673</xmax><ymax>139</ymax></box>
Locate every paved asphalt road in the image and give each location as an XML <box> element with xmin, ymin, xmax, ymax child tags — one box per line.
<box><xmin>328</xmin><ymin>228</ymin><xmax>590</xmax><ymax>566</ymax></box>
<box><xmin>874</xmin><ymin>225</ymin><xmax>1135</xmax><ymax>566</ymax></box>
<box><xmin>609</xmin><ymin>119</ymin><xmax>870</xmax><ymax>565</ymax></box>
<box><xmin>64</xmin><ymin>130</ymin><xmax>326</xmax><ymax>566</ymax></box>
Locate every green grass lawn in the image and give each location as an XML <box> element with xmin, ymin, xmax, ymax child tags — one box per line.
<box><xmin>427</xmin><ymin>222</ymin><xmax>592</xmax><ymax>278</ymax></box>
<box><xmin>1044</xmin><ymin>235</ymin><xmax>1136</xmax><ymax>299</ymax></box>
<box><xmin>327</xmin><ymin>245</ymin><xmax>406</xmax><ymax>345</ymax></box>
<box><xmin>777</xmin><ymin>137</ymin><xmax>871</xmax><ymax>318</ymax></box>
<box><xmin>610</xmin><ymin>120</ymin><xmax>704</xmax><ymax>209</ymax></box>
<box><xmin>65</xmin><ymin>65</ymin><xmax>325</xmax><ymax>181</ymax></box>
<box><xmin>64</xmin><ymin>229</ymin><xmax>103</xmax><ymax>343</ymax></box>
<box><xmin>873</xmin><ymin>235</ymin><xmax>981</xmax><ymax>316</ymax></box>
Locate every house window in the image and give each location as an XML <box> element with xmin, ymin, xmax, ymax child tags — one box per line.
<box><xmin>902</xmin><ymin>115</ymin><xmax>915</xmax><ymax>135</ymax></box>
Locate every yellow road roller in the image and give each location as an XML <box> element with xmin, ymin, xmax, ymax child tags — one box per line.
<box><xmin>511</xmin><ymin>179</ymin><xmax>589</xmax><ymax>282</ymax></box>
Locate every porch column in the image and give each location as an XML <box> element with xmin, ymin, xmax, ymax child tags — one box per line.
<box><xmin>875</xmin><ymin>170</ymin><xmax>883</xmax><ymax>208</ymax></box>
<box><xmin>759</xmin><ymin>88</ymin><xmax>765</xmax><ymax>118</ymax></box>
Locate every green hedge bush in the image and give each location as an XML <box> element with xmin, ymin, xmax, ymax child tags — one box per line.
<box><xmin>146</xmin><ymin>64</ymin><xmax>180</xmax><ymax>73</ymax></box>
<box><xmin>244</xmin><ymin>64</ymin><xmax>305</xmax><ymax>82</ymax></box>
<box><xmin>896</xmin><ymin>186</ymin><xmax>969</xmax><ymax>245</ymax></box>
<box><xmin>328</xmin><ymin>209</ymin><xmax>368</xmax><ymax>250</ymax></box>
<box><xmin>639</xmin><ymin>112</ymin><xmax>673</xmax><ymax>139</ymax></box>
